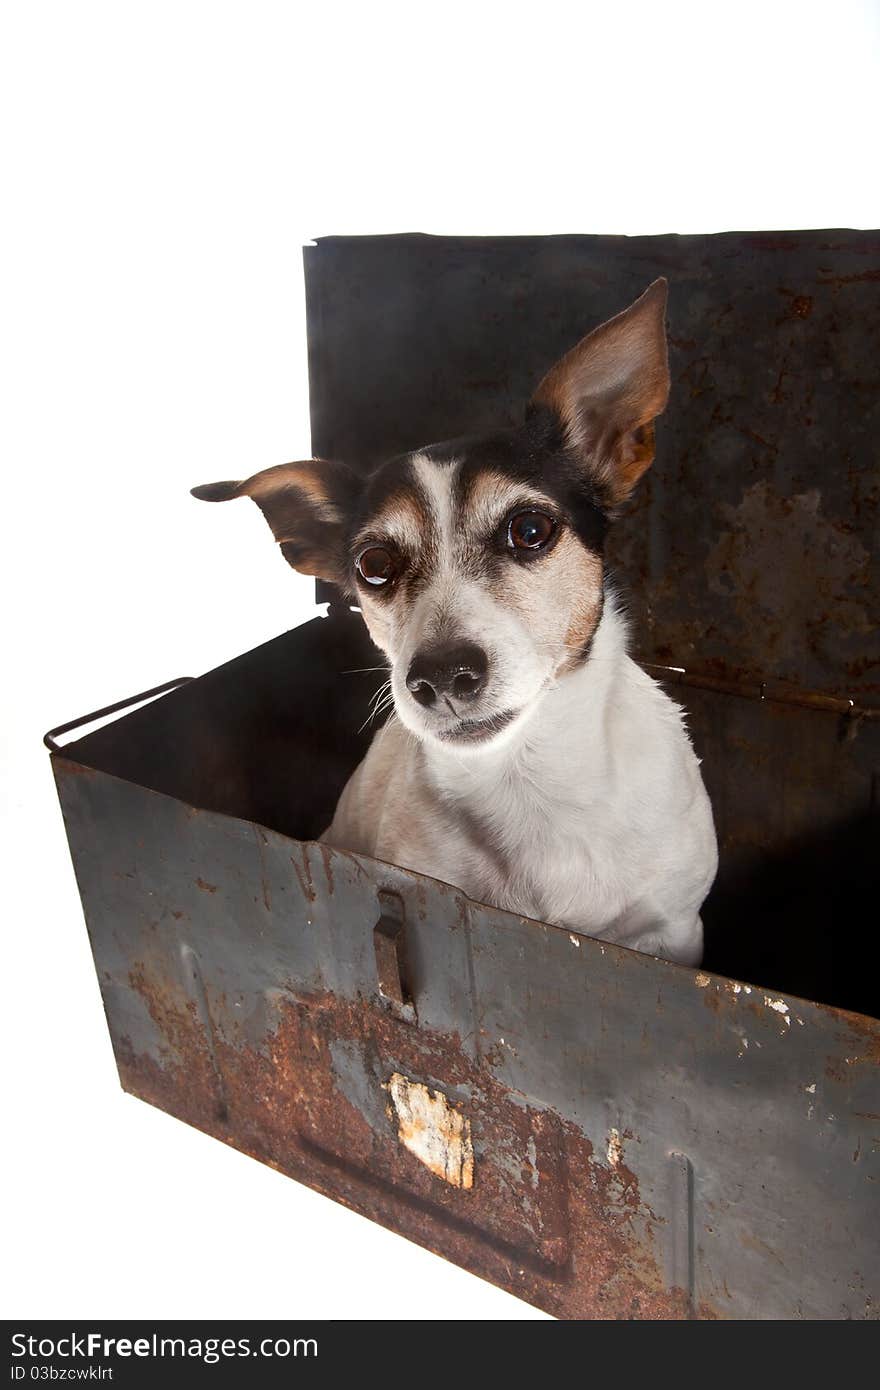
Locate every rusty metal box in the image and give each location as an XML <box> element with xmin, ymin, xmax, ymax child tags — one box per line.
<box><xmin>48</xmin><ymin>233</ymin><xmax>880</xmax><ymax>1319</ymax></box>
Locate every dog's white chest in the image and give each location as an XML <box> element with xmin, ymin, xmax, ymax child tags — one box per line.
<box><xmin>440</xmin><ymin>771</ymin><xmax>613</xmax><ymax>923</ymax></box>
<box><xmin>325</xmin><ymin>614</ymin><xmax>717</xmax><ymax>966</ymax></box>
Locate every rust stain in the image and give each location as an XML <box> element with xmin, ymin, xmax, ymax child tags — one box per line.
<box><xmin>195</xmin><ymin>877</ymin><xmax>217</xmax><ymax>894</ymax></box>
<box><xmin>705</xmin><ymin>481</ymin><xmax>872</xmax><ymax>681</ymax></box>
<box><xmin>702</xmin><ymin>987</ymin><xmax>722</xmax><ymax>1015</ymax></box>
<box><xmin>119</xmin><ymin>962</ymin><xmax>712</xmax><ymax>1320</ymax></box>
<box><xmin>740</xmin><ymin>1231</ymin><xmax>786</xmax><ymax>1270</ymax></box>
<box><xmin>825</xmin><ymin>1005</ymin><xmax>880</xmax><ymax>1071</ymax></box>
<box><xmin>52</xmin><ymin>756</ymin><xmax>99</xmax><ymax>779</ymax></box>
<box><xmin>817</xmin><ymin>269</ymin><xmax>880</xmax><ymax>285</ymax></box>
<box><xmin>255</xmin><ymin>831</ymin><xmax>272</xmax><ymax>913</ymax></box>
<box><xmin>290</xmin><ymin>847</ymin><xmax>316</xmax><ymax>902</ymax></box>
<box><xmin>777</xmin><ymin>289</ymin><xmax>814</xmax><ymax>321</ymax></box>
<box><xmin>125</xmin><ymin>963</ymin><xmax>224</xmax><ymax>1121</ymax></box>
<box><xmin>318</xmin><ymin>843</ymin><xmax>335</xmax><ymax>894</ymax></box>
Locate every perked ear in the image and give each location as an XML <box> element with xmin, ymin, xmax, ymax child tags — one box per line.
<box><xmin>531</xmin><ymin>278</ymin><xmax>670</xmax><ymax>507</ymax></box>
<box><xmin>191</xmin><ymin>459</ymin><xmax>358</xmax><ymax>584</ymax></box>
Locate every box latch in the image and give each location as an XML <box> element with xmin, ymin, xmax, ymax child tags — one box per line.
<box><xmin>373</xmin><ymin>890</ymin><xmax>416</xmax><ymax>1024</ymax></box>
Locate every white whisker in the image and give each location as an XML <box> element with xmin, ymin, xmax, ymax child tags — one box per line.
<box><xmin>357</xmin><ymin>678</ymin><xmax>395</xmax><ymax>735</ymax></box>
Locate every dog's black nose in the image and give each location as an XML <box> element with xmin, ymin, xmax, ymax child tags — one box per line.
<box><xmin>406</xmin><ymin>643</ymin><xmax>489</xmax><ymax>708</ymax></box>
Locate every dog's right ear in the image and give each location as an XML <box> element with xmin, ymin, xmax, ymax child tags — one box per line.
<box><xmin>191</xmin><ymin>459</ymin><xmax>359</xmax><ymax>585</ymax></box>
<box><xmin>531</xmin><ymin>279</ymin><xmax>670</xmax><ymax>509</ymax></box>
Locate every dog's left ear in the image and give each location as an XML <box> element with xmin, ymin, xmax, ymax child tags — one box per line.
<box><xmin>531</xmin><ymin>278</ymin><xmax>670</xmax><ymax>507</ymax></box>
<box><xmin>191</xmin><ymin>459</ymin><xmax>359</xmax><ymax>584</ymax></box>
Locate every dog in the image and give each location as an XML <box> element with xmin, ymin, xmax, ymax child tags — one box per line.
<box><xmin>193</xmin><ymin>279</ymin><xmax>717</xmax><ymax>964</ymax></box>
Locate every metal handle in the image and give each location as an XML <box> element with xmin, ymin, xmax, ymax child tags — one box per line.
<box><xmin>43</xmin><ymin>676</ymin><xmax>194</xmax><ymax>752</ymax></box>
<box><xmin>373</xmin><ymin>890</ymin><xmax>416</xmax><ymax>1024</ymax></box>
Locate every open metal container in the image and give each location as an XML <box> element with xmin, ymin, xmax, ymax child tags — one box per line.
<box><xmin>48</xmin><ymin>233</ymin><xmax>879</xmax><ymax>1319</ymax></box>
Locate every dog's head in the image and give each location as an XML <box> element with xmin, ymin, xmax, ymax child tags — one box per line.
<box><xmin>193</xmin><ymin>280</ymin><xmax>669</xmax><ymax>752</ymax></box>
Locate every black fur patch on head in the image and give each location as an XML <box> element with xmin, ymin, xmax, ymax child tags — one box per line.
<box><xmin>344</xmin><ymin>410</ymin><xmax>611</xmax><ymax>602</ymax></box>
<box><xmin>426</xmin><ymin>409</ymin><xmax>610</xmax><ymax>557</ymax></box>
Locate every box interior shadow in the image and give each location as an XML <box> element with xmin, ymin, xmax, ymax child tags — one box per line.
<box><xmin>61</xmin><ymin>606</ymin><xmax>880</xmax><ymax>1022</ymax></box>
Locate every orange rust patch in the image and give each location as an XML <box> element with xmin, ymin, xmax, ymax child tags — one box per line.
<box><xmin>117</xmin><ymin>961</ymin><xmax>715</xmax><ymax>1320</ymax></box>
<box><xmin>290</xmin><ymin>848</ymin><xmax>316</xmax><ymax>902</ymax></box>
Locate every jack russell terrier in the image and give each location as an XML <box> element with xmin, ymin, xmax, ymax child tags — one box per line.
<box><xmin>194</xmin><ymin>279</ymin><xmax>717</xmax><ymax>965</ymax></box>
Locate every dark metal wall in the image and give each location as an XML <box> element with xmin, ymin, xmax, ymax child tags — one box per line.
<box><xmin>304</xmin><ymin>232</ymin><xmax>879</xmax><ymax>702</ymax></box>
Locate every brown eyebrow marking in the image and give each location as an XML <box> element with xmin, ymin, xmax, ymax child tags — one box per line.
<box><xmin>353</xmin><ymin>487</ymin><xmax>431</xmax><ymax>549</ymax></box>
<box><xmin>458</xmin><ymin>467</ymin><xmax>556</xmax><ymax>513</ymax></box>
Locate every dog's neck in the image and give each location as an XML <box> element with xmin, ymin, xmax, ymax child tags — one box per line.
<box><xmin>420</xmin><ymin>601</ymin><xmax>628</xmax><ymax>809</ymax></box>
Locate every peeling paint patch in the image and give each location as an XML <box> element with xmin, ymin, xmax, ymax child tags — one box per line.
<box><xmin>765</xmin><ymin>996</ymin><xmax>789</xmax><ymax>1014</ymax></box>
<box><xmin>765</xmin><ymin>996</ymin><xmax>792</xmax><ymax>1026</ymax></box>
<box><xmin>695</xmin><ymin>973</ymin><xmax>711</xmax><ymax>988</ymax></box>
<box><xmin>569</xmin><ymin>933</ymin><xmax>581</xmax><ymax>948</ymax></box>
<box><xmin>384</xmin><ymin>1072</ymin><xmax>474</xmax><ymax>1190</ymax></box>
<box><xmin>607</xmin><ymin>1128</ymin><xmax>623</xmax><ymax>1169</ymax></box>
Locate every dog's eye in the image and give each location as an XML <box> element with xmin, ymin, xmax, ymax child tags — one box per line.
<box><xmin>356</xmin><ymin>546</ymin><xmax>398</xmax><ymax>586</ymax></box>
<box><xmin>507</xmin><ymin>511</ymin><xmax>556</xmax><ymax>551</ymax></box>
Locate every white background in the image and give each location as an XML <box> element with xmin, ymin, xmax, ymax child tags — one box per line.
<box><xmin>2</xmin><ymin>0</ymin><xmax>878</xmax><ymax>1322</ymax></box>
